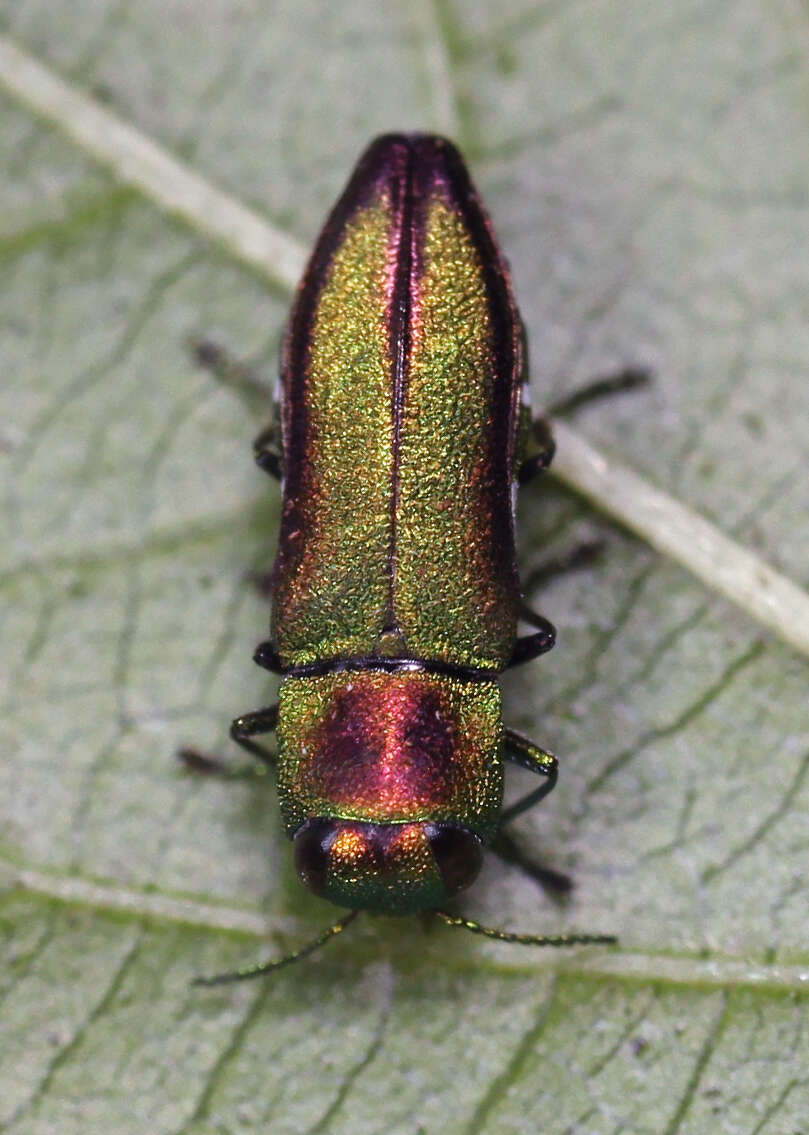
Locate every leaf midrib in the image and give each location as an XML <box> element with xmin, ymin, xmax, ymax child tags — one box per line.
<box><xmin>6</xmin><ymin>865</ymin><xmax>809</xmax><ymax>991</ymax></box>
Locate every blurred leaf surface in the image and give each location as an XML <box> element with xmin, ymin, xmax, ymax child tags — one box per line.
<box><xmin>1</xmin><ymin>1</ymin><xmax>808</xmax><ymax>1132</ymax></box>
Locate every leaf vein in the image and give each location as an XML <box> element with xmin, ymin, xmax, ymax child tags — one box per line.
<box><xmin>702</xmin><ymin>746</ymin><xmax>809</xmax><ymax>885</ymax></box>
<box><xmin>662</xmin><ymin>993</ymin><xmax>728</xmax><ymax>1135</ymax></box>
<box><xmin>461</xmin><ymin>976</ymin><xmax>558</xmax><ymax>1134</ymax></box>
<box><xmin>1</xmin><ymin>33</ymin><xmax>808</xmax><ymax>659</ymax></box>
<box><xmin>4</xmin><ymin>929</ymin><xmax>143</xmax><ymax>1126</ymax></box>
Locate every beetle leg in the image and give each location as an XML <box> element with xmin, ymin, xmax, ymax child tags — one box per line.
<box><xmin>489</xmin><ymin>729</ymin><xmax>573</xmax><ymax>894</ymax></box>
<box><xmin>509</xmin><ymin>606</ymin><xmax>556</xmax><ymax>667</ymax></box>
<box><xmin>519</xmin><ymin>366</ymin><xmax>650</xmax><ymax>485</ymax></box>
<box><xmin>545</xmin><ymin>365</ymin><xmax>651</xmax><ymax>418</ymax></box>
<box><xmin>177</xmin><ymin>747</ymin><xmax>264</xmax><ymax>779</ymax></box>
<box><xmin>518</xmin><ymin>416</ymin><xmax>555</xmax><ymax>484</ymax></box>
<box><xmin>499</xmin><ymin>728</ymin><xmax>558</xmax><ymax>822</ymax></box>
<box><xmin>178</xmin><ymin>704</ymin><xmax>279</xmax><ymax>777</ymax></box>
<box><xmin>229</xmin><ymin>705</ymin><xmax>279</xmax><ymax>768</ymax></box>
<box><xmin>490</xmin><ymin>828</ymin><xmax>573</xmax><ymax>895</ymax></box>
<box><xmin>244</xmin><ymin>570</ymin><xmax>275</xmax><ymax>601</ymax></box>
<box><xmin>253</xmin><ymin>640</ymin><xmax>283</xmax><ymax>673</ymax></box>
<box><xmin>188</xmin><ymin>336</ymin><xmax>283</xmax><ymax>479</ymax></box>
<box><xmin>253</xmin><ymin>421</ymin><xmax>283</xmax><ymax>481</ymax></box>
<box><xmin>189</xmin><ymin>336</ymin><xmax>272</xmax><ymax>401</ymax></box>
<box><xmin>521</xmin><ymin>540</ymin><xmax>605</xmax><ymax>595</ymax></box>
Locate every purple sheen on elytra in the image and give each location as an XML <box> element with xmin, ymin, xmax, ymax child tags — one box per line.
<box><xmin>271</xmin><ymin>134</ymin><xmax>525</xmax><ymax>671</ymax></box>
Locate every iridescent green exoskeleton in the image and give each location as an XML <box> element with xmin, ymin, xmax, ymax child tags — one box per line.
<box><xmin>192</xmin><ymin>134</ymin><xmax>616</xmax><ymax>982</ymax></box>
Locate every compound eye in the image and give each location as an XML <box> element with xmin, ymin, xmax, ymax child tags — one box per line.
<box><xmin>425</xmin><ymin>824</ymin><xmax>483</xmax><ymax>897</ymax></box>
<box><xmin>293</xmin><ymin>818</ymin><xmax>337</xmax><ymax>898</ymax></box>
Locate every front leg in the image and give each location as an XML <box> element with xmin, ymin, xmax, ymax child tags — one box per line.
<box><xmin>230</xmin><ymin>704</ymin><xmax>279</xmax><ymax>768</ymax></box>
<box><xmin>499</xmin><ymin>728</ymin><xmax>558</xmax><ymax>823</ymax></box>
<box><xmin>178</xmin><ymin>703</ymin><xmax>279</xmax><ymax>777</ymax></box>
<box><xmin>489</xmin><ymin>729</ymin><xmax>572</xmax><ymax>895</ymax></box>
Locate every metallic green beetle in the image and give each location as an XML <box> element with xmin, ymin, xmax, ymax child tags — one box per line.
<box><xmin>194</xmin><ymin>134</ymin><xmax>615</xmax><ymax>982</ymax></box>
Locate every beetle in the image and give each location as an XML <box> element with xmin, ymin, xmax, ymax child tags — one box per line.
<box><xmin>189</xmin><ymin>134</ymin><xmax>620</xmax><ymax>983</ymax></box>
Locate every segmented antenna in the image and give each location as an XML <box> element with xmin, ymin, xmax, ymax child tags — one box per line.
<box><xmin>192</xmin><ymin>911</ymin><xmax>360</xmax><ymax>986</ymax></box>
<box><xmin>434</xmin><ymin>910</ymin><xmax>616</xmax><ymax>948</ymax></box>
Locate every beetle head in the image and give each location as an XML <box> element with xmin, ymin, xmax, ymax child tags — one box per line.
<box><xmin>276</xmin><ymin>668</ymin><xmax>504</xmax><ymax>914</ymax></box>
<box><xmin>293</xmin><ymin>817</ymin><xmax>483</xmax><ymax>915</ymax></box>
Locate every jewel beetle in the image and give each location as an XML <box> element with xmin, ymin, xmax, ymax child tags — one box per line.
<box><xmin>189</xmin><ymin>133</ymin><xmax>619</xmax><ymax>982</ymax></box>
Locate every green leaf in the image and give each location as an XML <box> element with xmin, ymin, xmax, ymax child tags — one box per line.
<box><xmin>2</xmin><ymin>2</ymin><xmax>808</xmax><ymax>1132</ymax></box>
